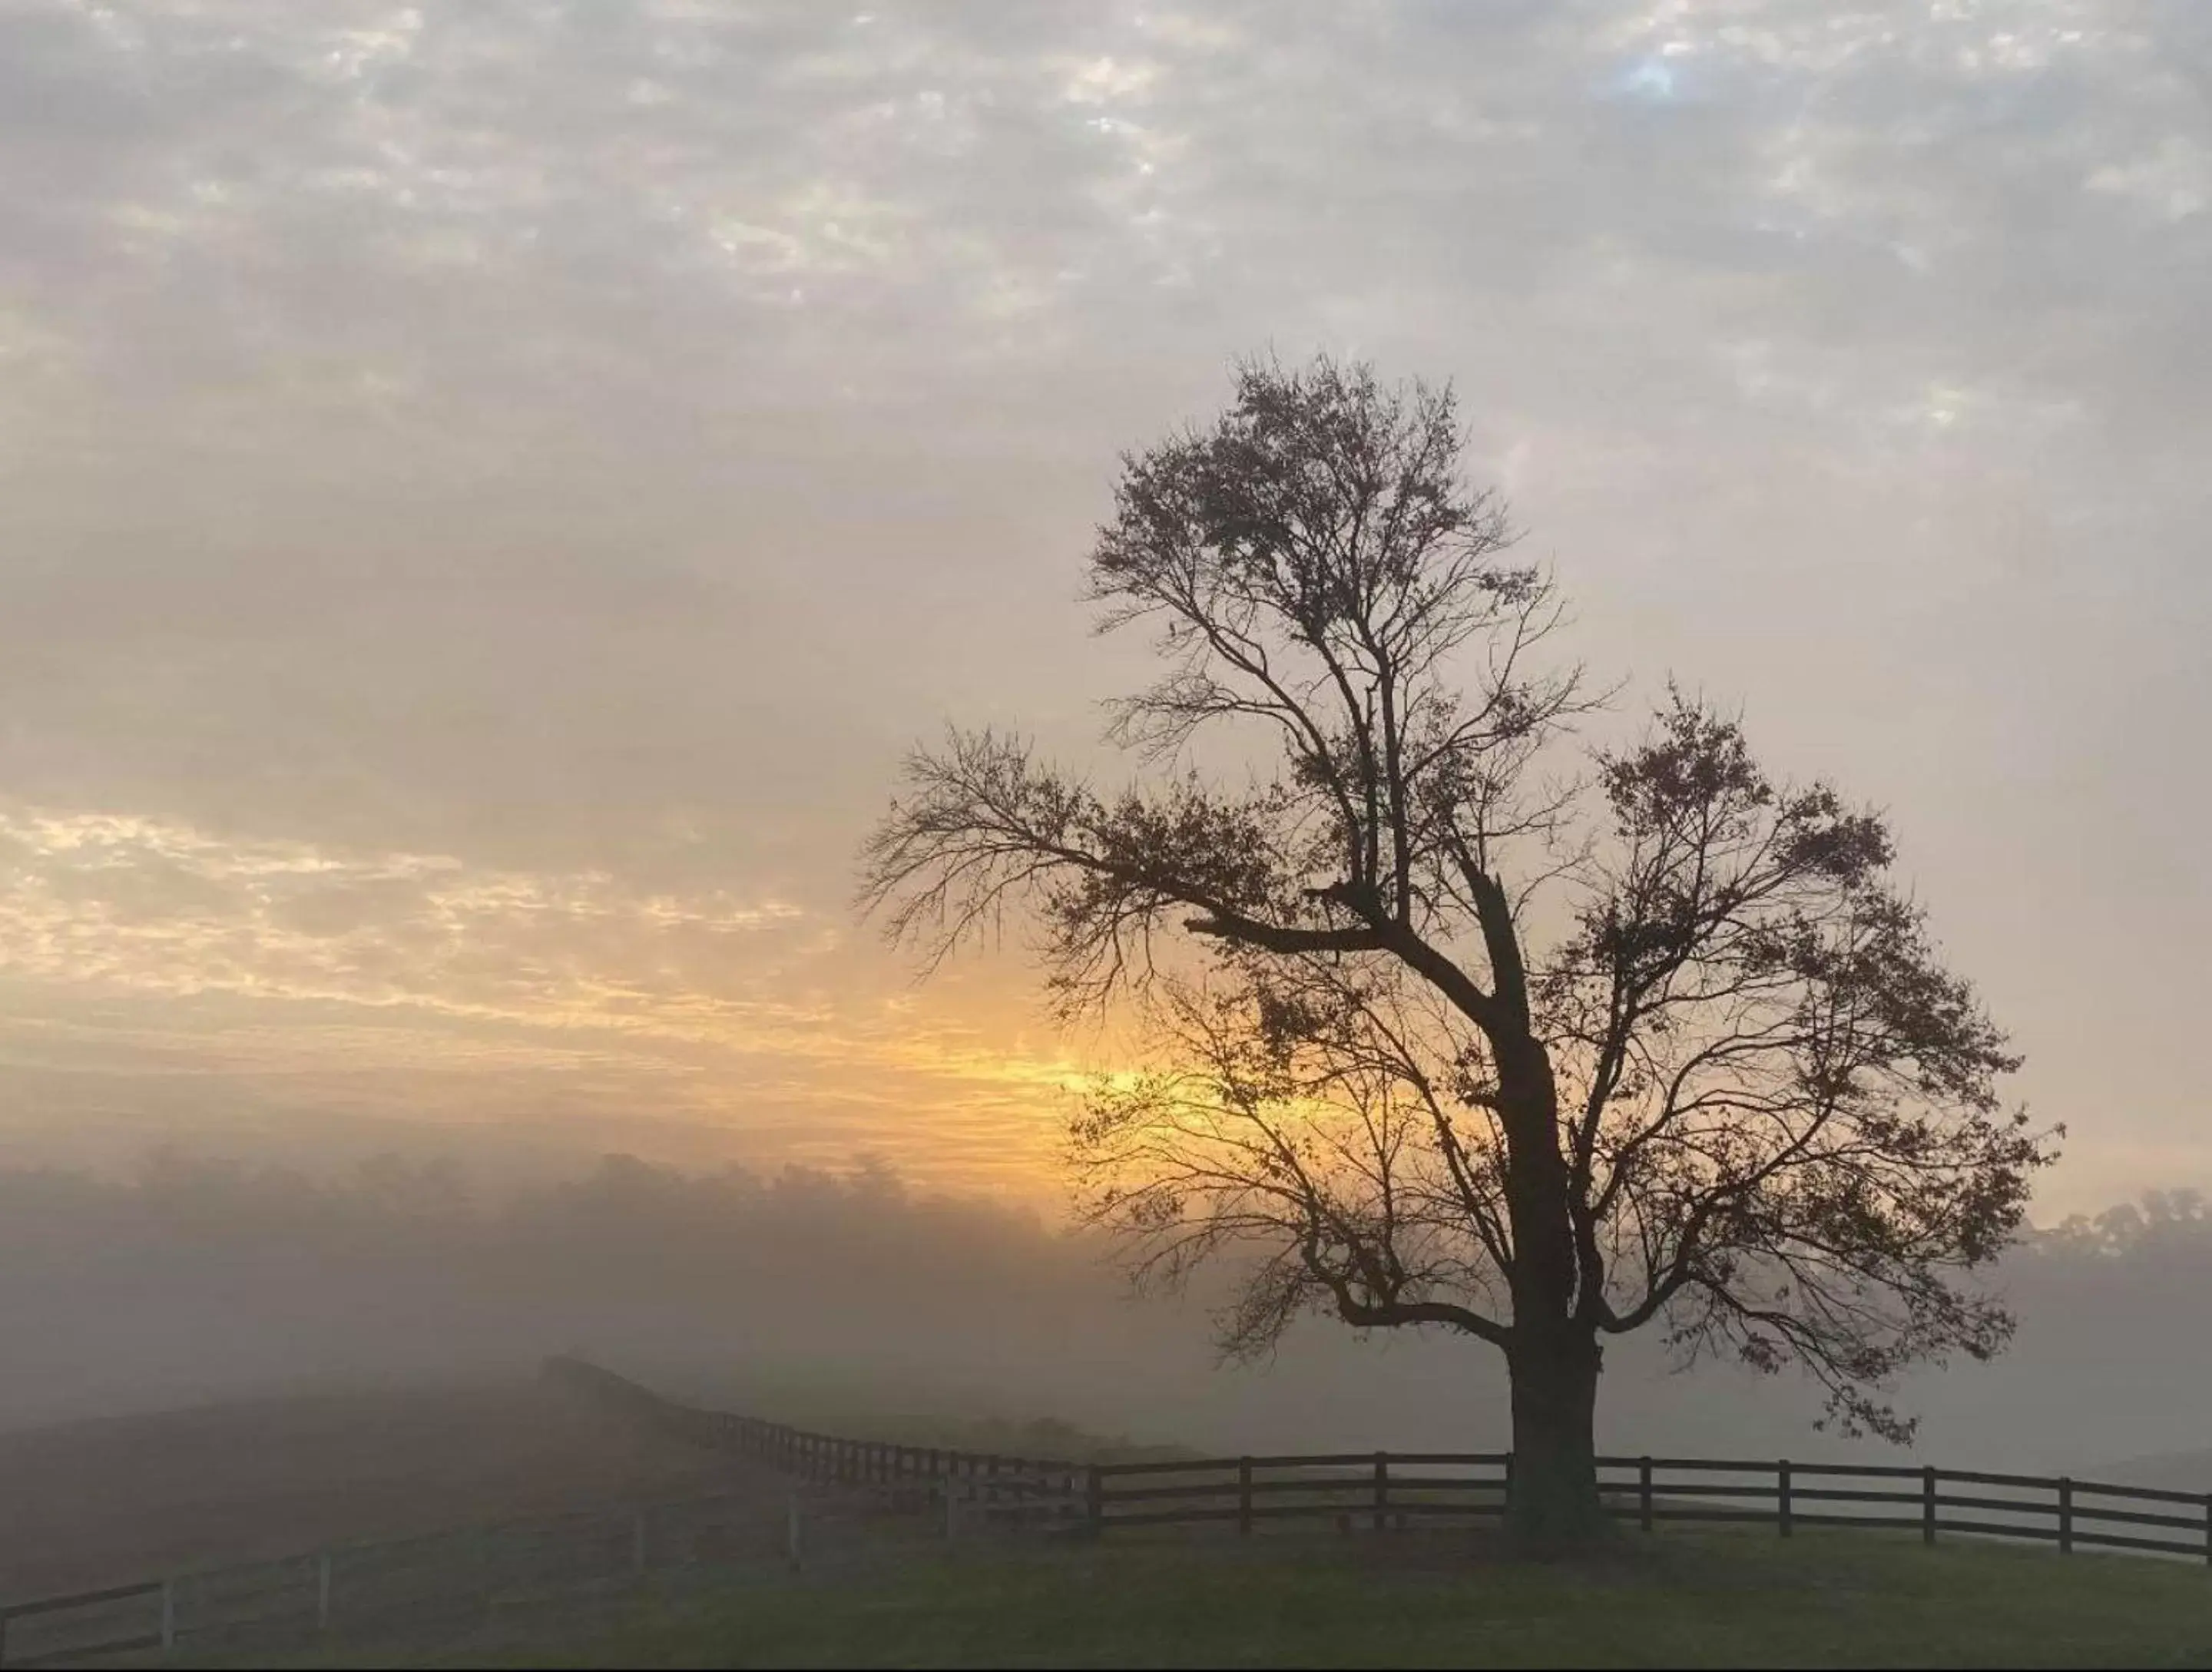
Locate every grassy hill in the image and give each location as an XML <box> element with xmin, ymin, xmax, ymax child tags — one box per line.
<box><xmin>0</xmin><ymin>1369</ymin><xmax>1196</xmax><ymax>1603</ymax></box>
<box><xmin>263</xmin><ymin>1523</ymin><xmax>2212</xmax><ymax>1670</ymax></box>
<box><xmin>0</xmin><ymin>1379</ymin><xmax>753</xmax><ymax>1598</ymax></box>
<box><xmin>15</xmin><ymin>1371</ymin><xmax>2210</xmax><ymax>1667</ymax></box>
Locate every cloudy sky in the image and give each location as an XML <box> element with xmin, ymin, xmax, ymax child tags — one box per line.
<box><xmin>0</xmin><ymin>0</ymin><xmax>2204</xmax><ymax>1211</ymax></box>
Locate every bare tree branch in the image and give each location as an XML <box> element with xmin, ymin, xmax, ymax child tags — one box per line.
<box><xmin>857</xmin><ymin>353</ymin><xmax>2059</xmax><ymax>1521</ymax></box>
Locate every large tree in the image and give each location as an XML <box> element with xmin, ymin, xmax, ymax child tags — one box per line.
<box><xmin>858</xmin><ymin>356</ymin><xmax>2055</xmax><ymax>1546</ymax></box>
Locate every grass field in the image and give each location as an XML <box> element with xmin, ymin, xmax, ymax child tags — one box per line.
<box><xmin>290</xmin><ymin>1523</ymin><xmax>2212</xmax><ymax>1670</ymax></box>
<box><xmin>0</xmin><ymin>1369</ymin><xmax>1181</xmax><ymax>1601</ymax></box>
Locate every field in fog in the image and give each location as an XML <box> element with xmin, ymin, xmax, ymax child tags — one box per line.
<box><xmin>0</xmin><ymin>1380</ymin><xmax>757</xmax><ymax>1597</ymax></box>
<box><xmin>2</xmin><ymin>1152</ymin><xmax>2209</xmax><ymax>1666</ymax></box>
<box><xmin>4</xmin><ymin>1154</ymin><xmax>2210</xmax><ymax>1539</ymax></box>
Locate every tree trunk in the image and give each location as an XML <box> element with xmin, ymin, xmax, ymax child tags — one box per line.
<box><xmin>1488</xmin><ymin>1034</ymin><xmax>1606</xmax><ymax>1550</ymax></box>
<box><xmin>1505</xmin><ymin>1326</ymin><xmax>1608</xmax><ymax>1551</ymax></box>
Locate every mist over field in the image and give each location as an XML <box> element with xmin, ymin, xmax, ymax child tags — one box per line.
<box><xmin>5</xmin><ymin>1147</ymin><xmax>2206</xmax><ymax>1485</ymax></box>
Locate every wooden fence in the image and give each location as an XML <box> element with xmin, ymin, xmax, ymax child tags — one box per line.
<box><xmin>543</xmin><ymin>1355</ymin><xmax>2212</xmax><ymax>1561</ymax></box>
<box><xmin>7</xmin><ymin>1358</ymin><xmax>2207</xmax><ymax>1665</ymax></box>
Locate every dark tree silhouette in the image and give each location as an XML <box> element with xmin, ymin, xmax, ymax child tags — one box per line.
<box><xmin>858</xmin><ymin>355</ymin><xmax>2055</xmax><ymax>1546</ymax></box>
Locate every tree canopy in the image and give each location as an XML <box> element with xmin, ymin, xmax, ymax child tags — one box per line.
<box><xmin>860</xmin><ymin>355</ymin><xmax>2055</xmax><ymax>1516</ymax></box>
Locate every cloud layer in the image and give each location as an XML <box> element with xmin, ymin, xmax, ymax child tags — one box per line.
<box><xmin>0</xmin><ymin>1</ymin><xmax>2204</xmax><ymax>1208</ymax></box>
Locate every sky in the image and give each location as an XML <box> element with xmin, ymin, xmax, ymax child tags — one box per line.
<box><xmin>0</xmin><ymin>0</ymin><xmax>2205</xmax><ymax>1214</ymax></box>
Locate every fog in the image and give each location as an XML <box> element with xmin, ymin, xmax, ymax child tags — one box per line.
<box><xmin>6</xmin><ymin>1147</ymin><xmax>2207</xmax><ymax>1485</ymax></box>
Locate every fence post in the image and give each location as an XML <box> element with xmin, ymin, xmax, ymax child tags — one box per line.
<box><xmin>632</xmin><ymin>1508</ymin><xmax>648</xmax><ymax>1576</ymax></box>
<box><xmin>474</xmin><ymin>1525</ymin><xmax>493</xmax><ymax>1627</ymax></box>
<box><xmin>1239</xmin><ymin>1457</ymin><xmax>1253</xmax><ymax>1537</ymax></box>
<box><xmin>1087</xmin><ymin>1465</ymin><xmax>1104</xmax><ymax>1537</ymax></box>
<box><xmin>1503</xmin><ymin>1452</ymin><xmax>1515</xmax><ymax>1519</ymax></box>
<box><xmin>160</xmin><ymin>1581</ymin><xmax>175</xmax><ymax>1660</ymax></box>
<box><xmin>944</xmin><ymin>1473</ymin><xmax>958</xmax><ymax>1539</ymax></box>
<box><xmin>2204</xmin><ymin>1494</ymin><xmax>2210</xmax><ymax>1568</ymax></box>
<box><xmin>1778</xmin><ymin>1459</ymin><xmax>1792</xmax><ymax>1539</ymax></box>
<box><xmin>1922</xmin><ymin>1466</ymin><xmax>1937</xmax><ymax>1545</ymax></box>
<box><xmin>1373</xmin><ymin>1452</ymin><xmax>1389</xmax><ymax>1533</ymax></box>
<box><xmin>2058</xmin><ymin>1478</ymin><xmax>2073</xmax><ymax>1555</ymax></box>
<box><xmin>1639</xmin><ymin>1456</ymin><xmax>1654</xmax><ymax>1534</ymax></box>
<box><xmin>786</xmin><ymin>1493</ymin><xmax>803</xmax><ymax>1571</ymax></box>
<box><xmin>316</xmin><ymin>1551</ymin><xmax>333</xmax><ymax>1634</ymax></box>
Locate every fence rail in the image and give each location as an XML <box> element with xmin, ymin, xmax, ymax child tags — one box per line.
<box><xmin>5</xmin><ymin>1357</ymin><xmax>2207</xmax><ymax>1666</ymax></box>
<box><xmin>539</xmin><ymin>1355</ymin><xmax>2212</xmax><ymax>1564</ymax></box>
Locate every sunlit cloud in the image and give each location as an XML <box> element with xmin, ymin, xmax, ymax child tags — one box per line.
<box><xmin>0</xmin><ymin>803</ymin><xmax>1105</xmax><ymax>1190</ymax></box>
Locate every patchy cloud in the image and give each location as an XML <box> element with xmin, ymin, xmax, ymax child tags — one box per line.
<box><xmin>0</xmin><ymin>0</ymin><xmax>2204</xmax><ymax>1210</ymax></box>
